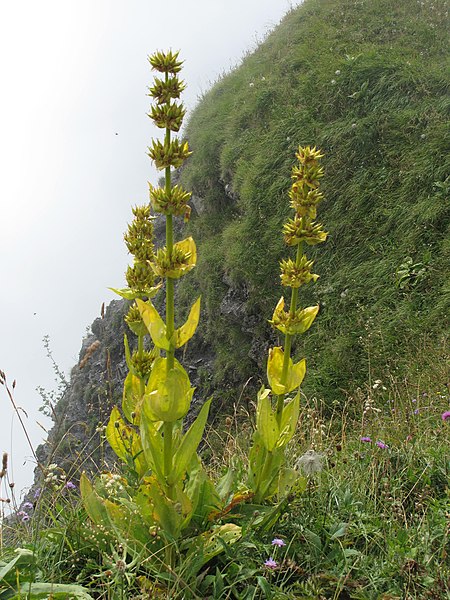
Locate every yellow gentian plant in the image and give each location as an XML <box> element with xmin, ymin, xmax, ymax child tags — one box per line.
<box><xmin>248</xmin><ymin>146</ymin><xmax>328</xmax><ymax>502</ymax></box>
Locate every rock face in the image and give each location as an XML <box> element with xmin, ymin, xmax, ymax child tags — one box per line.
<box><xmin>34</xmin><ymin>299</ymin><xmax>130</xmax><ymax>484</ymax></box>
<box><xmin>32</xmin><ymin>287</ymin><xmax>217</xmax><ymax>490</ymax></box>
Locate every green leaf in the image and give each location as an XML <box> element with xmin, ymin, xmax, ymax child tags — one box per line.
<box><xmin>256</xmin><ymin>388</ymin><xmax>279</xmax><ymax>451</ymax></box>
<box><xmin>173</xmin><ymin>296</ymin><xmax>201</xmax><ymax>348</ymax></box>
<box><xmin>106</xmin><ymin>406</ymin><xmax>131</xmax><ymax>462</ymax></box>
<box><xmin>0</xmin><ymin>548</ymin><xmax>35</xmax><ymax>585</ymax></box>
<box><xmin>267</xmin><ymin>347</ymin><xmax>306</xmax><ymax>395</ymax></box>
<box><xmin>144</xmin><ymin>476</ymin><xmax>182</xmax><ymax>538</ymax></box>
<box><xmin>15</xmin><ymin>583</ymin><xmax>95</xmax><ymax>599</ymax></box>
<box><xmin>169</xmin><ymin>399</ymin><xmax>211</xmax><ymax>485</ymax></box>
<box><xmin>140</xmin><ymin>418</ymin><xmax>165</xmax><ymax>480</ymax></box>
<box><xmin>122</xmin><ymin>372</ymin><xmax>142</xmax><ymax>424</ymax></box>
<box><xmin>257</xmin><ymin>576</ymin><xmax>273</xmax><ymax>599</ymax></box>
<box><xmin>79</xmin><ymin>473</ymin><xmax>110</xmax><ymax>529</ymax></box>
<box><xmin>136</xmin><ymin>299</ymin><xmax>170</xmax><ymax>350</ymax></box>
<box><xmin>143</xmin><ymin>357</ymin><xmax>194</xmax><ymax>422</ymax></box>
<box><xmin>185</xmin><ymin>524</ymin><xmax>241</xmax><ymax>569</ymax></box>
<box><xmin>276</xmin><ymin>390</ymin><xmax>300</xmax><ymax>448</ymax></box>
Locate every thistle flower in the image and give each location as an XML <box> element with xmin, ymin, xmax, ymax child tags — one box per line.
<box><xmin>360</xmin><ymin>436</ymin><xmax>372</xmax><ymax>443</ymax></box>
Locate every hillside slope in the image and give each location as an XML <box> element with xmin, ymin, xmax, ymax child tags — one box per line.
<box><xmin>178</xmin><ymin>0</ymin><xmax>449</xmax><ymax>404</ymax></box>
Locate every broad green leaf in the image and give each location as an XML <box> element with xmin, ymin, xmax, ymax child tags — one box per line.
<box><xmin>289</xmin><ymin>305</ymin><xmax>319</xmax><ymax>334</ymax></box>
<box><xmin>185</xmin><ymin>523</ymin><xmax>241</xmax><ymax>569</ymax></box>
<box><xmin>277</xmin><ymin>467</ymin><xmax>298</xmax><ymax>498</ymax></box>
<box><xmin>80</xmin><ymin>473</ymin><xmax>110</xmax><ymax>529</ymax></box>
<box><xmin>143</xmin><ymin>357</ymin><xmax>194</xmax><ymax>422</ymax></box>
<box><xmin>169</xmin><ymin>398</ymin><xmax>211</xmax><ymax>485</ymax></box>
<box><xmin>122</xmin><ymin>372</ymin><xmax>143</xmax><ymax>424</ymax></box>
<box><xmin>15</xmin><ymin>583</ymin><xmax>95</xmax><ymax>599</ymax></box>
<box><xmin>173</xmin><ymin>296</ymin><xmax>201</xmax><ymax>348</ymax></box>
<box><xmin>106</xmin><ymin>406</ymin><xmax>132</xmax><ymax>462</ymax></box>
<box><xmin>267</xmin><ymin>347</ymin><xmax>306</xmax><ymax>395</ymax></box>
<box><xmin>140</xmin><ymin>418</ymin><xmax>164</xmax><ymax>480</ymax></box>
<box><xmin>276</xmin><ymin>390</ymin><xmax>300</xmax><ymax>448</ymax></box>
<box><xmin>184</xmin><ymin>454</ymin><xmax>222</xmax><ymax>525</ymax></box>
<box><xmin>270</xmin><ymin>299</ymin><xmax>319</xmax><ymax>335</ymax></box>
<box><xmin>144</xmin><ymin>477</ymin><xmax>182</xmax><ymax>538</ymax></box>
<box><xmin>256</xmin><ymin>389</ymin><xmax>279</xmax><ymax>451</ymax></box>
<box><xmin>0</xmin><ymin>548</ymin><xmax>35</xmax><ymax>584</ymax></box>
<box><xmin>136</xmin><ymin>299</ymin><xmax>170</xmax><ymax>350</ymax></box>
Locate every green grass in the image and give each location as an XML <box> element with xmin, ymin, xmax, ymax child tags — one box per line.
<box><xmin>178</xmin><ymin>0</ymin><xmax>449</xmax><ymax>405</ymax></box>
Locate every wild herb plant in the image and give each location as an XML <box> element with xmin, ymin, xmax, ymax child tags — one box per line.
<box><xmin>248</xmin><ymin>146</ymin><xmax>327</xmax><ymax>502</ymax></box>
<box><xmin>80</xmin><ymin>51</ymin><xmax>240</xmax><ymax>587</ymax></box>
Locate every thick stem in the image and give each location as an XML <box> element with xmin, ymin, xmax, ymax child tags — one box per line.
<box><xmin>276</xmin><ymin>243</ymin><xmax>303</xmax><ymax>424</ymax></box>
<box><xmin>255</xmin><ymin>450</ymin><xmax>273</xmax><ymax>503</ymax></box>
<box><xmin>137</xmin><ymin>332</ymin><xmax>146</xmax><ymax>397</ymax></box>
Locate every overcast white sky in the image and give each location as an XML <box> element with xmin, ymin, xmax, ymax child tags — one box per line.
<box><xmin>0</xmin><ymin>0</ymin><xmax>301</xmax><ymax>503</ymax></box>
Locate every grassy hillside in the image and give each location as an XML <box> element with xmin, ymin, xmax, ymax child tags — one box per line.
<box><xmin>179</xmin><ymin>0</ymin><xmax>449</xmax><ymax>404</ymax></box>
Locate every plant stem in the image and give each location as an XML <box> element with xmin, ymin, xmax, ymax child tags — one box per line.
<box><xmin>163</xmin><ymin>117</ymin><xmax>175</xmax><ymax>497</ymax></box>
<box><xmin>276</xmin><ymin>242</ymin><xmax>303</xmax><ymax>424</ymax></box>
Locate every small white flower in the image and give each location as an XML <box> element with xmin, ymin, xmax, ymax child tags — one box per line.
<box><xmin>351</xmin><ymin>123</ymin><xmax>357</xmax><ymax>128</ymax></box>
<box><xmin>249</xmin><ymin>82</ymin><xmax>254</xmax><ymax>87</ymax></box>
<box><xmin>331</xmin><ymin>79</ymin><xmax>336</xmax><ymax>85</ymax></box>
<box><xmin>335</xmin><ymin>69</ymin><xmax>341</xmax><ymax>75</ymax></box>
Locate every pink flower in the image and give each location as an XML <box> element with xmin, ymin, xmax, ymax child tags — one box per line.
<box><xmin>376</xmin><ymin>440</ymin><xmax>388</xmax><ymax>449</ymax></box>
<box><xmin>271</xmin><ymin>538</ymin><xmax>286</xmax><ymax>547</ymax></box>
<box><xmin>441</xmin><ymin>411</ymin><xmax>450</xmax><ymax>422</ymax></box>
<box><xmin>264</xmin><ymin>557</ymin><xmax>278</xmax><ymax>569</ymax></box>
<box><xmin>360</xmin><ymin>436</ymin><xmax>372</xmax><ymax>443</ymax></box>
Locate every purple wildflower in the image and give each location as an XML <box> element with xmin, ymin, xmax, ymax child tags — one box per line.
<box><xmin>264</xmin><ymin>557</ymin><xmax>278</xmax><ymax>569</ymax></box>
<box><xmin>413</xmin><ymin>409</ymin><xmax>419</xmax><ymax>415</ymax></box>
<box><xmin>65</xmin><ymin>481</ymin><xmax>76</xmax><ymax>490</ymax></box>
<box><xmin>22</xmin><ymin>502</ymin><xmax>33</xmax><ymax>510</ymax></box>
<box><xmin>271</xmin><ymin>538</ymin><xmax>286</xmax><ymax>547</ymax></box>
<box><xmin>21</xmin><ymin>514</ymin><xmax>30</xmax><ymax>522</ymax></box>
<box><xmin>441</xmin><ymin>411</ymin><xmax>450</xmax><ymax>422</ymax></box>
<box><xmin>360</xmin><ymin>436</ymin><xmax>372</xmax><ymax>443</ymax></box>
<box><xmin>33</xmin><ymin>487</ymin><xmax>41</xmax><ymax>499</ymax></box>
<box><xmin>376</xmin><ymin>440</ymin><xmax>388</xmax><ymax>449</ymax></box>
